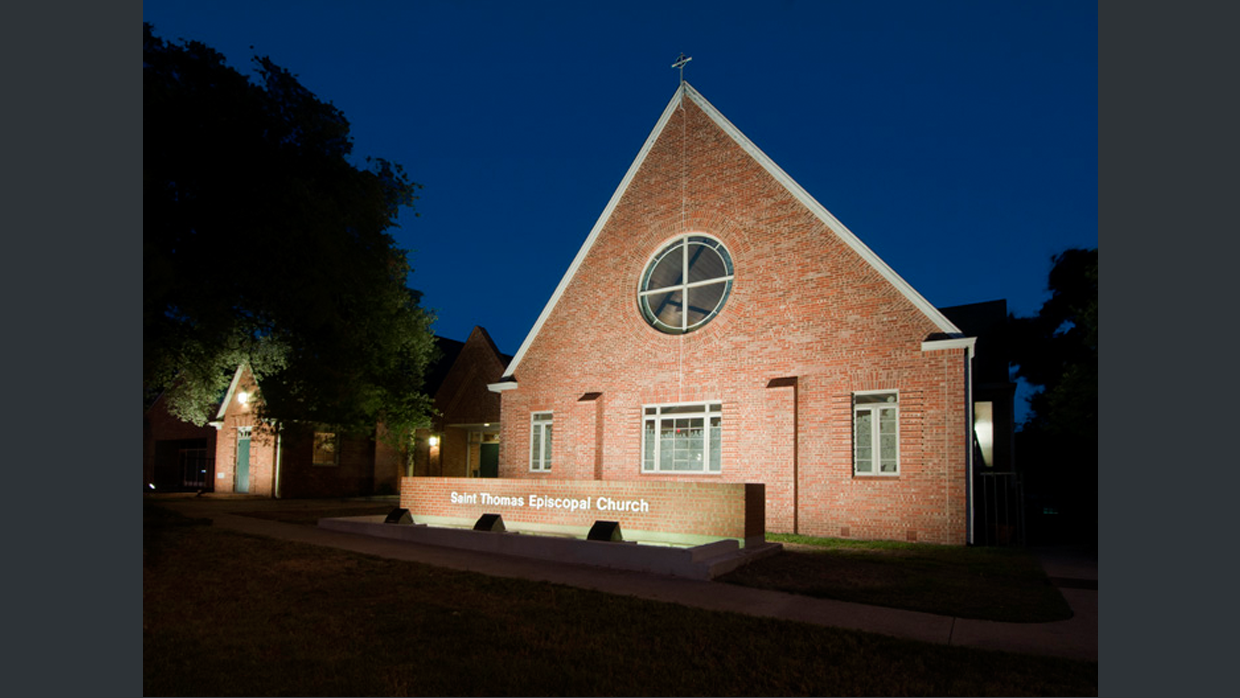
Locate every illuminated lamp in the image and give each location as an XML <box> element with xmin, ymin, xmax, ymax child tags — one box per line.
<box><xmin>428</xmin><ymin>435</ymin><xmax>440</xmax><ymax>447</ymax></box>
<box><xmin>973</xmin><ymin>402</ymin><xmax>995</xmax><ymax>468</ymax></box>
<box><xmin>588</xmin><ymin>521</ymin><xmax>623</xmax><ymax>542</ymax></box>
<box><xmin>237</xmin><ymin>391</ymin><xmax>250</xmax><ymax>405</ymax></box>
<box><xmin>381</xmin><ymin>508</ymin><xmax>411</xmax><ymax>525</ymax></box>
<box><xmin>474</xmin><ymin>513</ymin><xmax>505</xmax><ymax>532</ymax></box>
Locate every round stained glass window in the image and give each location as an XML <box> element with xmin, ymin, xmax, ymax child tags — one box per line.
<box><xmin>638</xmin><ymin>235</ymin><xmax>734</xmax><ymax>334</ymax></box>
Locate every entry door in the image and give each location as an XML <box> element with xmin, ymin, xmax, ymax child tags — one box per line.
<box><xmin>235</xmin><ymin>427</ymin><xmax>252</xmax><ymax>493</ymax></box>
<box><xmin>479</xmin><ymin>442</ymin><xmax>499</xmax><ymax>478</ymax></box>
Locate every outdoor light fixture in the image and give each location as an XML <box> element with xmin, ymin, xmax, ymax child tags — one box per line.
<box><xmin>237</xmin><ymin>391</ymin><xmax>250</xmax><ymax>405</ymax></box>
<box><xmin>973</xmin><ymin>402</ymin><xmax>995</xmax><ymax>468</ymax></box>
<box><xmin>428</xmin><ymin>436</ymin><xmax>440</xmax><ymax>447</ymax></box>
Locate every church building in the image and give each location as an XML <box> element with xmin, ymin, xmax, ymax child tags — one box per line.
<box><xmin>488</xmin><ymin>82</ymin><xmax>981</xmax><ymax>545</ymax></box>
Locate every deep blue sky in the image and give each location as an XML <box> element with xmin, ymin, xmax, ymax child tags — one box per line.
<box><xmin>144</xmin><ymin>0</ymin><xmax>1097</xmax><ymax>367</ymax></box>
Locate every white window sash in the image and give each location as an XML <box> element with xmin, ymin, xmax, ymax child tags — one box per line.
<box><xmin>641</xmin><ymin>402</ymin><xmax>722</xmax><ymax>475</ymax></box>
<box><xmin>854</xmin><ymin>393</ymin><xmax>899</xmax><ymax>476</ymax></box>
<box><xmin>530</xmin><ymin>413</ymin><xmax>552</xmax><ymax>471</ymax></box>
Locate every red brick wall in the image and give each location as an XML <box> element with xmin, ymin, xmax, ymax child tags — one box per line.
<box><xmin>496</xmin><ymin>96</ymin><xmax>969</xmax><ymax>544</ymax></box>
<box><xmin>400</xmin><ymin>477</ymin><xmax>764</xmax><ymax>541</ymax></box>
<box><xmin>440</xmin><ymin>427</ymin><xmax>469</xmax><ymax>477</ymax></box>
<box><xmin>270</xmin><ymin>428</ymin><xmax>366</xmax><ymax>498</ymax></box>
<box><xmin>215</xmin><ymin>367</ymin><xmax>278</xmax><ymax>495</ymax></box>
<box><xmin>434</xmin><ymin>327</ymin><xmax>505</xmax><ymax>428</ymax></box>
<box><xmin>407</xmin><ymin>327</ymin><xmax>509</xmax><ymax>479</ymax></box>
<box><xmin>214</xmin><ymin>366</ymin><xmax>393</xmax><ymax>498</ymax></box>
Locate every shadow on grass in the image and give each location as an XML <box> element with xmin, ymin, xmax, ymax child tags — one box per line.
<box><xmin>718</xmin><ymin>534</ymin><xmax>1074</xmax><ymax>623</ymax></box>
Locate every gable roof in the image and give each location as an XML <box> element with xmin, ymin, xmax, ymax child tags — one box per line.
<box><xmin>501</xmin><ymin>82</ymin><xmax>962</xmax><ymax>380</ymax></box>
<box><xmin>424</xmin><ymin>335</ymin><xmax>466</xmax><ymax>397</ymax></box>
<box><xmin>213</xmin><ymin>364</ymin><xmax>250</xmax><ymax>422</ymax></box>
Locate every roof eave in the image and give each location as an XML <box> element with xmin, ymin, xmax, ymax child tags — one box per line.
<box><xmin>500</xmin><ymin>85</ymin><xmax>688</xmax><ymax>379</ymax></box>
<box><xmin>681</xmin><ymin>83</ymin><xmax>962</xmax><ymax>337</ymax></box>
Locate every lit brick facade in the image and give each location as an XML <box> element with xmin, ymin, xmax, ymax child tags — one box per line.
<box><xmin>410</xmin><ymin>327</ymin><xmax>509</xmax><ymax>478</ymax></box>
<box><xmin>400</xmin><ymin>477</ymin><xmax>765</xmax><ymax>545</ymax></box>
<box><xmin>490</xmin><ymin>84</ymin><xmax>976</xmax><ymax>545</ymax></box>
<box><xmin>212</xmin><ymin>365</ymin><xmax>406</xmax><ymax>497</ymax></box>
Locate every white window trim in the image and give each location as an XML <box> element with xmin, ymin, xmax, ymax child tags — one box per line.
<box><xmin>853</xmin><ymin>390</ymin><xmax>900</xmax><ymax>476</ymax></box>
<box><xmin>529</xmin><ymin>412</ymin><xmax>553</xmax><ymax>472</ymax></box>
<box><xmin>641</xmin><ymin>401</ymin><xmax>723</xmax><ymax>475</ymax></box>
<box><xmin>637</xmin><ymin>234</ymin><xmax>735</xmax><ymax>334</ymax></box>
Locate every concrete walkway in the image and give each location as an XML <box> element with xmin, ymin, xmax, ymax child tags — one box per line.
<box><xmin>149</xmin><ymin>495</ymin><xmax>1097</xmax><ymax>662</ymax></box>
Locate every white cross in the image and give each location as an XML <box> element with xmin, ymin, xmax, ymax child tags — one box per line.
<box><xmin>671</xmin><ymin>52</ymin><xmax>692</xmax><ymax>82</ymax></box>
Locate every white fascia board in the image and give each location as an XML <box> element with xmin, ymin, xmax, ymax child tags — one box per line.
<box><xmin>214</xmin><ymin>364</ymin><xmax>247</xmax><ymax>421</ymax></box>
<box><xmin>487</xmin><ymin>381</ymin><xmax>520</xmax><ymax>393</ymax></box>
<box><xmin>682</xmin><ymin>83</ymin><xmax>963</xmax><ymax>338</ymax></box>
<box><xmin>501</xmin><ymin>87</ymin><xmax>687</xmax><ymax>379</ymax></box>
<box><xmin>921</xmin><ymin>336</ymin><xmax>977</xmax><ymax>358</ymax></box>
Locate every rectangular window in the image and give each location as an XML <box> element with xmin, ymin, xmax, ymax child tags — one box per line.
<box><xmin>530</xmin><ymin>412</ymin><xmax>553</xmax><ymax>471</ymax></box>
<box><xmin>312</xmin><ymin>431</ymin><xmax>339</xmax><ymax>466</ymax></box>
<box><xmin>642</xmin><ymin>402</ymin><xmax>722</xmax><ymax>474</ymax></box>
<box><xmin>854</xmin><ymin>392</ymin><xmax>898</xmax><ymax>475</ymax></box>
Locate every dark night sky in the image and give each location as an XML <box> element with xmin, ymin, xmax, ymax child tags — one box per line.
<box><xmin>143</xmin><ymin>1</ymin><xmax>1097</xmax><ymax>418</ymax></box>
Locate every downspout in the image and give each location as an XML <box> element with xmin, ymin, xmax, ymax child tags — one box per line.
<box><xmin>965</xmin><ymin>347</ymin><xmax>975</xmax><ymax>545</ymax></box>
<box><xmin>273</xmin><ymin>424</ymin><xmax>284</xmax><ymax>499</ymax></box>
<box><xmin>792</xmin><ymin>380</ymin><xmax>799</xmax><ymax>535</ymax></box>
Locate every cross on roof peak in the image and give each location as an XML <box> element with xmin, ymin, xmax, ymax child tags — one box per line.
<box><xmin>671</xmin><ymin>52</ymin><xmax>692</xmax><ymax>83</ymax></box>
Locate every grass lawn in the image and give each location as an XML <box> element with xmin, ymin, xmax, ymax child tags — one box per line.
<box><xmin>144</xmin><ymin>502</ymin><xmax>1096</xmax><ymax>696</ymax></box>
<box><xmin>718</xmin><ymin>533</ymin><xmax>1074</xmax><ymax>623</ymax></box>
<box><xmin>233</xmin><ymin>503</ymin><xmax>1074</xmax><ymax>623</ymax></box>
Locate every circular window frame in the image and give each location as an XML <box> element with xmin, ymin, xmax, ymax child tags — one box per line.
<box><xmin>637</xmin><ymin>233</ymin><xmax>734</xmax><ymax>334</ymax></box>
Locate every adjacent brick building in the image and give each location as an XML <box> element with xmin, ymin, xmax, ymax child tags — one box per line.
<box><xmin>210</xmin><ymin>364</ymin><xmax>403</xmax><ymax>498</ymax></box>
<box><xmin>207</xmin><ymin>327</ymin><xmax>509</xmax><ymax>498</ymax></box>
<box><xmin>410</xmin><ymin>326</ymin><xmax>511</xmax><ymax>479</ymax></box>
<box><xmin>143</xmin><ymin>389</ymin><xmax>217</xmax><ymax>492</ymax></box>
<box><xmin>488</xmin><ymin>82</ymin><xmax>987</xmax><ymax>545</ymax></box>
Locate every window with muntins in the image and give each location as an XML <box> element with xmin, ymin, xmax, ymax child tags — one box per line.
<box><xmin>530</xmin><ymin>412</ymin><xmax>553</xmax><ymax>471</ymax></box>
<box><xmin>638</xmin><ymin>235</ymin><xmax>734</xmax><ymax>334</ymax></box>
<box><xmin>642</xmin><ymin>402</ymin><xmax>722</xmax><ymax>474</ymax></box>
<box><xmin>854</xmin><ymin>392</ymin><xmax>899</xmax><ymax>475</ymax></box>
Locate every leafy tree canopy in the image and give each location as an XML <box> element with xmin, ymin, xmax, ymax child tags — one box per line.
<box><xmin>1009</xmin><ymin>247</ymin><xmax>1098</xmax><ymax>444</ymax></box>
<box><xmin>1009</xmin><ymin>248</ymin><xmax>1097</xmax><ymax>546</ymax></box>
<box><xmin>144</xmin><ymin>23</ymin><xmax>435</xmax><ymax>438</ymax></box>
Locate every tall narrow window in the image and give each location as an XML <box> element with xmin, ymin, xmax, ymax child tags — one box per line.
<box><xmin>854</xmin><ymin>392</ymin><xmax>899</xmax><ymax>475</ymax></box>
<box><xmin>530</xmin><ymin>412</ymin><xmax>553</xmax><ymax>472</ymax></box>
<box><xmin>641</xmin><ymin>402</ymin><xmax>722</xmax><ymax>474</ymax></box>
<box><xmin>638</xmin><ymin>235</ymin><xmax>734</xmax><ymax>334</ymax></box>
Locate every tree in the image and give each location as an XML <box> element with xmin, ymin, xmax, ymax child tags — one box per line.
<box><xmin>1009</xmin><ymin>248</ymin><xmax>1098</xmax><ymax>546</ymax></box>
<box><xmin>144</xmin><ymin>24</ymin><xmax>436</xmax><ymax>439</ymax></box>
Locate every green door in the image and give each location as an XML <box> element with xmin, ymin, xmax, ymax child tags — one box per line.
<box><xmin>235</xmin><ymin>427</ymin><xmax>251</xmax><ymax>493</ymax></box>
<box><xmin>479</xmin><ymin>442</ymin><xmax>499</xmax><ymax>478</ymax></box>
